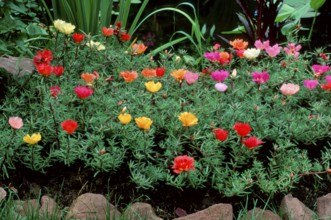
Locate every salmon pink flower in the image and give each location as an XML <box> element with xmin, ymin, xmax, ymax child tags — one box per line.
<box><xmin>52</xmin><ymin>66</ymin><xmax>64</xmax><ymax>76</ymax></box>
<box><xmin>102</xmin><ymin>27</ymin><xmax>114</xmax><ymax>37</ymax></box>
<box><xmin>213</xmin><ymin>43</ymin><xmax>221</xmax><ymax>50</ymax></box>
<box><xmin>171</xmin><ymin>69</ymin><xmax>187</xmax><ymax>81</ymax></box>
<box><xmin>312</xmin><ymin>64</ymin><xmax>330</xmax><ymax>77</ymax></box>
<box><xmin>131</xmin><ymin>43</ymin><xmax>148</xmax><ymax>55</ymax></box>
<box><xmin>233</xmin><ymin>122</ymin><xmax>252</xmax><ymax>137</ymax></box>
<box><xmin>284</xmin><ymin>43</ymin><xmax>301</xmax><ymax>59</ymax></box>
<box><xmin>81</xmin><ymin>73</ymin><xmax>96</xmax><ymax>83</ymax></box>
<box><xmin>178</xmin><ymin>112</ymin><xmax>198</xmax><ymax>127</ymax></box>
<box><xmin>230</xmin><ymin>39</ymin><xmax>248</xmax><ymax>50</ymax></box>
<box><xmin>36</xmin><ymin>64</ymin><xmax>52</xmax><ymax>76</ymax></box>
<box><xmin>254</xmin><ymin>40</ymin><xmax>270</xmax><ymax>50</ymax></box>
<box><xmin>72</xmin><ymin>33</ymin><xmax>85</xmax><ymax>43</ymax></box>
<box><xmin>8</xmin><ymin>116</ymin><xmax>23</xmax><ymax>130</ymax></box>
<box><xmin>219</xmin><ymin>52</ymin><xmax>232</xmax><ymax>65</ymax></box>
<box><xmin>251</xmin><ymin>71</ymin><xmax>270</xmax><ymax>84</ymax></box>
<box><xmin>215</xmin><ymin>83</ymin><xmax>228</xmax><ymax>92</ymax></box>
<box><xmin>213</xmin><ymin>128</ymin><xmax>228</xmax><ymax>141</ymax></box>
<box><xmin>156</xmin><ymin>67</ymin><xmax>166</xmax><ymax>77</ymax></box>
<box><xmin>141</xmin><ymin>68</ymin><xmax>156</xmax><ymax>78</ymax></box>
<box><xmin>120</xmin><ymin>71</ymin><xmax>138</xmax><ymax>82</ymax></box>
<box><xmin>50</xmin><ymin>86</ymin><xmax>61</xmax><ymax>97</ymax></box>
<box><xmin>321</xmin><ymin>82</ymin><xmax>331</xmax><ymax>91</ymax></box>
<box><xmin>303</xmin><ymin>80</ymin><xmax>319</xmax><ymax>90</ymax></box>
<box><xmin>184</xmin><ymin>72</ymin><xmax>199</xmax><ymax>85</ymax></box>
<box><xmin>74</xmin><ymin>86</ymin><xmax>93</xmax><ymax>99</ymax></box>
<box><xmin>211</xmin><ymin>70</ymin><xmax>229</xmax><ymax>82</ymax></box>
<box><xmin>61</xmin><ymin>120</ymin><xmax>78</xmax><ymax>134</ymax></box>
<box><xmin>33</xmin><ymin>49</ymin><xmax>53</xmax><ymax>65</ymax></box>
<box><xmin>265</xmin><ymin>44</ymin><xmax>281</xmax><ymax>57</ymax></box>
<box><xmin>242</xmin><ymin>136</ymin><xmax>263</xmax><ymax>149</ymax></box>
<box><xmin>280</xmin><ymin>83</ymin><xmax>300</xmax><ymax>96</ymax></box>
<box><xmin>172</xmin><ymin>155</ymin><xmax>195</xmax><ymax>174</ymax></box>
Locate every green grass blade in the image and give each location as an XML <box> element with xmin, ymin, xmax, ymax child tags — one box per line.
<box><xmin>151</xmin><ymin>36</ymin><xmax>187</xmax><ymax>55</ymax></box>
<box><xmin>40</xmin><ymin>0</ymin><xmax>54</xmax><ymax>23</ymax></box>
<box><xmin>100</xmin><ymin>0</ymin><xmax>114</xmax><ymax>28</ymax></box>
<box><xmin>128</xmin><ymin>0</ymin><xmax>149</xmax><ymax>36</ymax></box>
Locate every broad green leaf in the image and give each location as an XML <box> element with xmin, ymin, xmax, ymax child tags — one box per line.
<box><xmin>210</xmin><ymin>25</ymin><xmax>216</xmax><ymax>36</ymax></box>
<box><xmin>310</xmin><ymin>0</ymin><xmax>326</xmax><ymax>10</ymax></box>
<box><xmin>221</xmin><ymin>26</ymin><xmax>245</xmax><ymax>34</ymax></box>
<box><xmin>26</xmin><ymin>24</ymin><xmax>48</xmax><ymax>36</ymax></box>
<box><xmin>201</xmin><ymin>24</ymin><xmax>207</xmax><ymax>35</ymax></box>
<box><xmin>275</xmin><ymin>4</ymin><xmax>295</xmax><ymax>22</ymax></box>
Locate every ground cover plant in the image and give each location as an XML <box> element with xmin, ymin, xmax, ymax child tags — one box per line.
<box><xmin>1</xmin><ymin>16</ymin><xmax>331</xmax><ymax>218</ymax></box>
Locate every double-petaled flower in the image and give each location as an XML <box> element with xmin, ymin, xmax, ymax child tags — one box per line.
<box><xmin>172</xmin><ymin>155</ymin><xmax>195</xmax><ymax>174</ymax></box>
<box><xmin>8</xmin><ymin>116</ymin><xmax>23</xmax><ymax>130</ymax></box>
<box><xmin>242</xmin><ymin>136</ymin><xmax>263</xmax><ymax>150</ymax></box>
<box><xmin>61</xmin><ymin>120</ymin><xmax>78</xmax><ymax>134</ymax></box>
<box><xmin>178</xmin><ymin>112</ymin><xmax>198</xmax><ymax>127</ymax></box>
<box><xmin>120</xmin><ymin>71</ymin><xmax>138</xmax><ymax>82</ymax></box>
<box><xmin>135</xmin><ymin>117</ymin><xmax>153</xmax><ymax>130</ymax></box>
<box><xmin>233</xmin><ymin>122</ymin><xmax>252</xmax><ymax>137</ymax></box>
<box><xmin>74</xmin><ymin>86</ymin><xmax>93</xmax><ymax>99</ymax></box>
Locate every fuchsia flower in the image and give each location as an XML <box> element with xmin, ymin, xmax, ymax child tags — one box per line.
<box><xmin>284</xmin><ymin>43</ymin><xmax>301</xmax><ymax>59</ymax></box>
<box><xmin>50</xmin><ymin>86</ymin><xmax>61</xmax><ymax>97</ymax></box>
<box><xmin>184</xmin><ymin>72</ymin><xmax>199</xmax><ymax>85</ymax></box>
<box><xmin>251</xmin><ymin>71</ymin><xmax>270</xmax><ymax>84</ymax></box>
<box><xmin>265</xmin><ymin>44</ymin><xmax>282</xmax><ymax>57</ymax></box>
<box><xmin>204</xmin><ymin>52</ymin><xmax>220</xmax><ymax>62</ymax></box>
<box><xmin>303</xmin><ymin>80</ymin><xmax>319</xmax><ymax>90</ymax></box>
<box><xmin>325</xmin><ymin>75</ymin><xmax>331</xmax><ymax>83</ymax></box>
<box><xmin>312</xmin><ymin>65</ymin><xmax>330</xmax><ymax>77</ymax></box>
<box><xmin>254</xmin><ymin>40</ymin><xmax>270</xmax><ymax>50</ymax></box>
<box><xmin>280</xmin><ymin>83</ymin><xmax>300</xmax><ymax>96</ymax></box>
<box><xmin>215</xmin><ymin>83</ymin><xmax>228</xmax><ymax>92</ymax></box>
<box><xmin>74</xmin><ymin>86</ymin><xmax>93</xmax><ymax>99</ymax></box>
<box><xmin>211</xmin><ymin>70</ymin><xmax>229</xmax><ymax>82</ymax></box>
<box><xmin>8</xmin><ymin>116</ymin><xmax>23</xmax><ymax>129</ymax></box>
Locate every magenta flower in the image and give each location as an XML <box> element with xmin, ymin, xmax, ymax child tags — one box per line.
<box><xmin>303</xmin><ymin>80</ymin><xmax>319</xmax><ymax>90</ymax></box>
<box><xmin>280</xmin><ymin>83</ymin><xmax>300</xmax><ymax>96</ymax></box>
<box><xmin>284</xmin><ymin>43</ymin><xmax>301</xmax><ymax>59</ymax></box>
<box><xmin>74</xmin><ymin>86</ymin><xmax>93</xmax><ymax>99</ymax></box>
<box><xmin>326</xmin><ymin>75</ymin><xmax>331</xmax><ymax>83</ymax></box>
<box><xmin>312</xmin><ymin>64</ymin><xmax>330</xmax><ymax>77</ymax></box>
<box><xmin>184</xmin><ymin>72</ymin><xmax>199</xmax><ymax>85</ymax></box>
<box><xmin>251</xmin><ymin>71</ymin><xmax>270</xmax><ymax>84</ymax></box>
<box><xmin>204</xmin><ymin>52</ymin><xmax>220</xmax><ymax>62</ymax></box>
<box><xmin>254</xmin><ymin>40</ymin><xmax>270</xmax><ymax>50</ymax></box>
<box><xmin>211</xmin><ymin>70</ymin><xmax>229</xmax><ymax>82</ymax></box>
<box><xmin>215</xmin><ymin>82</ymin><xmax>228</xmax><ymax>92</ymax></box>
<box><xmin>265</xmin><ymin>44</ymin><xmax>281</xmax><ymax>57</ymax></box>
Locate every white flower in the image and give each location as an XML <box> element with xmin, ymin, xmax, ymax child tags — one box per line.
<box><xmin>86</xmin><ymin>40</ymin><xmax>106</xmax><ymax>51</ymax></box>
<box><xmin>243</xmin><ymin>48</ymin><xmax>261</xmax><ymax>59</ymax></box>
<box><xmin>54</xmin><ymin>19</ymin><xmax>75</xmax><ymax>35</ymax></box>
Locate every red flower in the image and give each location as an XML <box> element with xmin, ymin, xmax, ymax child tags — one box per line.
<box><xmin>242</xmin><ymin>136</ymin><xmax>263</xmax><ymax>149</ymax></box>
<box><xmin>72</xmin><ymin>33</ymin><xmax>85</xmax><ymax>43</ymax></box>
<box><xmin>236</xmin><ymin>49</ymin><xmax>245</xmax><ymax>58</ymax></box>
<box><xmin>36</xmin><ymin>64</ymin><xmax>52</xmax><ymax>76</ymax></box>
<box><xmin>52</xmin><ymin>66</ymin><xmax>64</xmax><ymax>76</ymax></box>
<box><xmin>156</xmin><ymin>67</ymin><xmax>166</xmax><ymax>77</ymax></box>
<box><xmin>120</xmin><ymin>32</ymin><xmax>130</xmax><ymax>41</ymax></box>
<box><xmin>172</xmin><ymin>155</ymin><xmax>195</xmax><ymax>174</ymax></box>
<box><xmin>116</xmin><ymin>21</ymin><xmax>122</xmax><ymax>28</ymax></box>
<box><xmin>219</xmin><ymin>52</ymin><xmax>232</xmax><ymax>65</ymax></box>
<box><xmin>74</xmin><ymin>86</ymin><xmax>93</xmax><ymax>99</ymax></box>
<box><xmin>213</xmin><ymin>128</ymin><xmax>228</xmax><ymax>141</ymax></box>
<box><xmin>102</xmin><ymin>27</ymin><xmax>114</xmax><ymax>37</ymax></box>
<box><xmin>233</xmin><ymin>122</ymin><xmax>252</xmax><ymax>137</ymax></box>
<box><xmin>321</xmin><ymin>82</ymin><xmax>331</xmax><ymax>91</ymax></box>
<box><xmin>33</xmin><ymin>49</ymin><xmax>53</xmax><ymax>65</ymax></box>
<box><xmin>61</xmin><ymin>120</ymin><xmax>78</xmax><ymax>134</ymax></box>
<box><xmin>50</xmin><ymin>86</ymin><xmax>61</xmax><ymax>97</ymax></box>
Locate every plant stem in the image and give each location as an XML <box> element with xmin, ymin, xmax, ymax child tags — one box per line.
<box><xmin>49</xmin><ymin>103</ymin><xmax>60</xmax><ymax>148</ymax></box>
<box><xmin>66</xmin><ymin>135</ymin><xmax>71</xmax><ymax>165</ymax></box>
<box><xmin>31</xmin><ymin>145</ymin><xmax>35</xmax><ymax>170</ymax></box>
<box><xmin>308</xmin><ymin>10</ymin><xmax>318</xmax><ymax>42</ymax></box>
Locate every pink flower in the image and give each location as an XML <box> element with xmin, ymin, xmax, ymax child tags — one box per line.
<box><xmin>74</xmin><ymin>86</ymin><xmax>93</xmax><ymax>99</ymax></box>
<box><xmin>8</xmin><ymin>116</ymin><xmax>23</xmax><ymax>129</ymax></box>
<box><xmin>303</xmin><ymin>80</ymin><xmax>319</xmax><ymax>90</ymax></box>
<box><xmin>325</xmin><ymin>75</ymin><xmax>331</xmax><ymax>83</ymax></box>
<box><xmin>50</xmin><ymin>86</ymin><xmax>61</xmax><ymax>97</ymax></box>
<box><xmin>251</xmin><ymin>71</ymin><xmax>270</xmax><ymax>84</ymax></box>
<box><xmin>215</xmin><ymin>83</ymin><xmax>228</xmax><ymax>92</ymax></box>
<box><xmin>204</xmin><ymin>52</ymin><xmax>220</xmax><ymax>62</ymax></box>
<box><xmin>280</xmin><ymin>83</ymin><xmax>300</xmax><ymax>96</ymax></box>
<box><xmin>213</xmin><ymin>43</ymin><xmax>221</xmax><ymax>50</ymax></box>
<box><xmin>254</xmin><ymin>40</ymin><xmax>270</xmax><ymax>50</ymax></box>
<box><xmin>211</xmin><ymin>70</ymin><xmax>229</xmax><ymax>82</ymax></box>
<box><xmin>312</xmin><ymin>65</ymin><xmax>330</xmax><ymax>77</ymax></box>
<box><xmin>184</xmin><ymin>72</ymin><xmax>199</xmax><ymax>85</ymax></box>
<box><xmin>284</xmin><ymin>43</ymin><xmax>301</xmax><ymax>59</ymax></box>
<box><xmin>265</xmin><ymin>44</ymin><xmax>281</xmax><ymax>57</ymax></box>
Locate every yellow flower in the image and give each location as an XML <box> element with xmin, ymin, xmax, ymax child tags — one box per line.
<box><xmin>118</xmin><ymin>113</ymin><xmax>132</xmax><ymax>125</ymax></box>
<box><xmin>86</xmin><ymin>40</ymin><xmax>106</xmax><ymax>51</ymax></box>
<box><xmin>170</xmin><ymin>69</ymin><xmax>187</xmax><ymax>81</ymax></box>
<box><xmin>178</xmin><ymin>112</ymin><xmax>198</xmax><ymax>127</ymax></box>
<box><xmin>23</xmin><ymin>133</ymin><xmax>42</xmax><ymax>145</ymax></box>
<box><xmin>53</xmin><ymin>19</ymin><xmax>75</xmax><ymax>35</ymax></box>
<box><xmin>145</xmin><ymin>81</ymin><xmax>162</xmax><ymax>93</ymax></box>
<box><xmin>135</xmin><ymin>117</ymin><xmax>153</xmax><ymax>130</ymax></box>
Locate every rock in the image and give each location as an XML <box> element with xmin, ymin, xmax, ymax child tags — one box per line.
<box><xmin>173</xmin><ymin>203</ymin><xmax>233</xmax><ymax>220</ymax></box>
<box><xmin>39</xmin><ymin>195</ymin><xmax>61</xmax><ymax>219</ymax></box>
<box><xmin>14</xmin><ymin>199</ymin><xmax>39</xmax><ymax>217</ymax></box>
<box><xmin>123</xmin><ymin>202</ymin><xmax>163</xmax><ymax>220</ymax></box>
<box><xmin>244</xmin><ymin>208</ymin><xmax>281</xmax><ymax>220</ymax></box>
<box><xmin>317</xmin><ymin>193</ymin><xmax>331</xmax><ymax>219</ymax></box>
<box><xmin>0</xmin><ymin>187</ymin><xmax>6</xmax><ymax>202</ymax></box>
<box><xmin>0</xmin><ymin>56</ymin><xmax>34</xmax><ymax>76</ymax></box>
<box><xmin>280</xmin><ymin>194</ymin><xmax>316</xmax><ymax>220</ymax></box>
<box><xmin>65</xmin><ymin>193</ymin><xmax>121</xmax><ymax>220</ymax></box>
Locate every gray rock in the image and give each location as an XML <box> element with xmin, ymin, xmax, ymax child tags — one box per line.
<box><xmin>173</xmin><ymin>203</ymin><xmax>233</xmax><ymax>220</ymax></box>
<box><xmin>123</xmin><ymin>202</ymin><xmax>163</xmax><ymax>220</ymax></box>
<box><xmin>244</xmin><ymin>207</ymin><xmax>281</xmax><ymax>220</ymax></box>
<box><xmin>65</xmin><ymin>193</ymin><xmax>121</xmax><ymax>220</ymax></box>
<box><xmin>0</xmin><ymin>187</ymin><xmax>6</xmax><ymax>202</ymax></box>
<box><xmin>39</xmin><ymin>195</ymin><xmax>61</xmax><ymax>219</ymax></box>
<box><xmin>0</xmin><ymin>56</ymin><xmax>34</xmax><ymax>76</ymax></box>
<box><xmin>14</xmin><ymin>199</ymin><xmax>39</xmax><ymax>217</ymax></box>
<box><xmin>317</xmin><ymin>193</ymin><xmax>331</xmax><ymax>219</ymax></box>
<box><xmin>280</xmin><ymin>194</ymin><xmax>316</xmax><ymax>220</ymax></box>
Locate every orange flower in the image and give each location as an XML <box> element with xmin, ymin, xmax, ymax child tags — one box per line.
<box><xmin>81</xmin><ymin>73</ymin><xmax>96</xmax><ymax>83</ymax></box>
<box><xmin>141</xmin><ymin>68</ymin><xmax>156</xmax><ymax>78</ymax></box>
<box><xmin>132</xmin><ymin>43</ymin><xmax>148</xmax><ymax>55</ymax></box>
<box><xmin>135</xmin><ymin>117</ymin><xmax>153</xmax><ymax>130</ymax></box>
<box><xmin>219</xmin><ymin>52</ymin><xmax>232</xmax><ymax>65</ymax></box>
<box><xmin>230</xmin><ymin>39</ymin><xmax>248</xmax><ymax>50</ymax></box>
<box><xmin>170</xmin><ymin>69</ymin><xmax>187</xmax><ymax>81</ymax></box>
<box><xmin>120</xmin><ymin>71</ymin><xmax>138</xmax><ymax>82</ymax></box>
